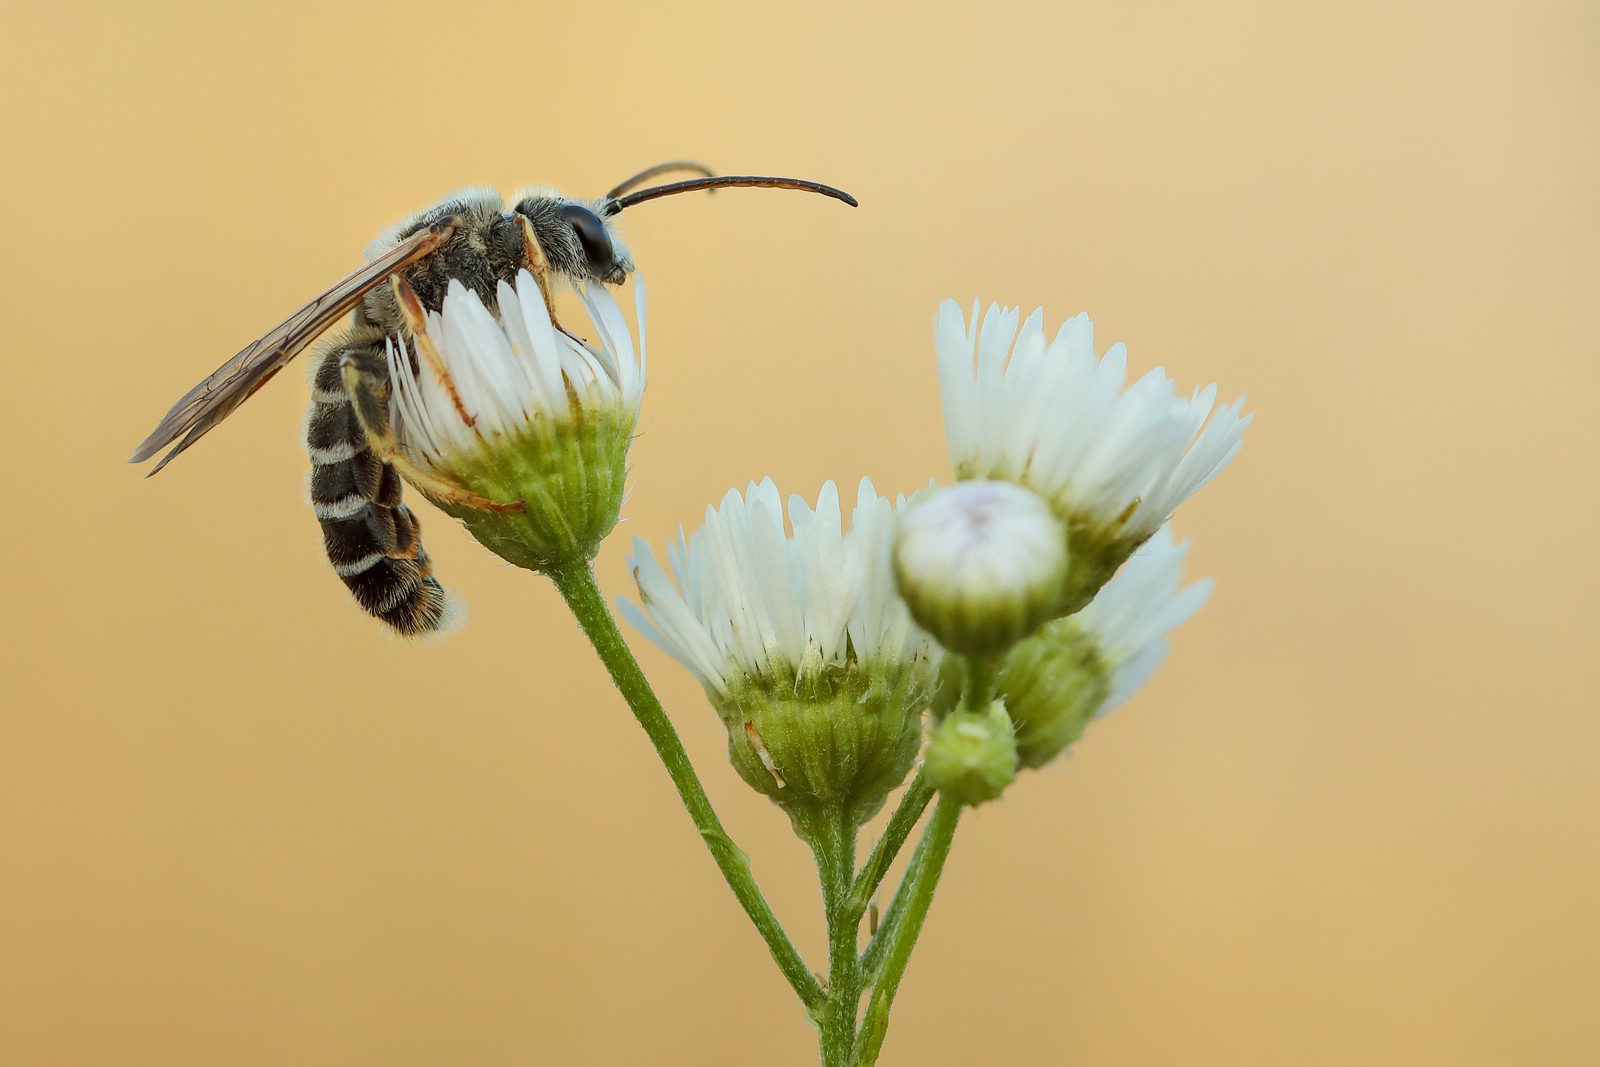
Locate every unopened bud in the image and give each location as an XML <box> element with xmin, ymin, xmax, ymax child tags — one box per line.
<box><xmin>996</xmin><ymin>619</ymin><xmax>1110</xmax><ymax>768</ymax></box>
<box><xmin>893</xmin><ymin>481</ymin><xmax>1067</xmax><ymax>656</ymax></box>
<box><xmin>925</xmin><ymin>701</ymin><xmax>1018</xmax><ymax>805</ymax></box>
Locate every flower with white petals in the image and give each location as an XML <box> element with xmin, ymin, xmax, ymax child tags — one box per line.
<box><xmin>935</xmin><ymin>300</ymin><xmax>1248</xmax><ymax>608</ymax></box>
<box><xmin>975</xmin><ymin>525</ymin><xmax>1212</xmax><ymax>768</ymax></box>
<box><xmin>623</xmin><ymin>478</ymin><xmax>941</xmax><ymax>825</ymax></box>
<box><xmin>385</xmin><ymin>269</ymin><xmax>646</xmax><ymax>569</ymax></box>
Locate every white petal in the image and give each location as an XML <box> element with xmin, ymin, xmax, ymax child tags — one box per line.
<box><xmin>933</xmin><ymin>301</ymin><xmax>1248</xmax><ymax>534</ymax></box>
<box><xmin>385</xmin><ymin>268</ymin><xmax>646</xmax><ymax>474</ymax></box>
<box><xmin>621</xmin><ymin>478</ymin><xmax>942</xmax><ymax>691</ymax></box>
<box><xmin>1077</xmin><ymin>525</ymin><xmax>1211</xmax><ymax>715</ymax></box>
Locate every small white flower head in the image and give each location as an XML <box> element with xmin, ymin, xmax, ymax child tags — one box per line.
<box><xmin>892</xmin><ymin>481</ymin><xmax>1067</xmax><ymax>657</ymax></box>
<box><xmin>983</xmin><ymin>526</ymin><xmax>1212</xmax><ymax>768</ymax></box>
<box><xmin>925</xmin><ymin>700</ymin><xmax>1019</xmax><ymax>806</ymax></box>
<box><xmin>935</xmin><ymin>300</ymin><xmax>1248</xmax><ymax>608</ymax></box>
<box><xmin>623</xmin><ymin>478</ymin><xmax>943</xmax><ymax>826</ymax></box>
<box><xmin>385</xmin><ymin>270</ymin><xmax>646</xmax><ymax>569</ymax></box>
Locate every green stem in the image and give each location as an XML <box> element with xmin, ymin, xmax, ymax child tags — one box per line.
<box><xmin>963</xmin><ymin>655</ymin><xmax>998</xmax><ymax>712</ymax></box>
<box><xmin>857</xmin><ymin>817</ymin><xmax>928</xmax><ymax>983</ymax></box>
<box><xmin>808</xmin><ymin>810</ymin><xmax>861</xmax><ymax>1067</ymax></box>
<box><xmin>850</xmin><ymin>797</ymin><xmax>963</xmax><ymax>1067</ymax></box>
<box><xmin>848</xmin><ymin>774</ymin><xmax>934</xmax><ymax>917</ymax></box>
<box><xmin>548</xmin><ymin>561</ymin><xmax>825</xmax><ymax>1011</ymax></box>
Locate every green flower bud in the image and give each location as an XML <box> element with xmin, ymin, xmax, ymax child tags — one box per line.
<box><xmin>982</xmin><ymin>527</ymin><xmax>1212</xmax><ymax>768</ymax></box>
<box><xmin>996</xmin><ymin>619</ymin><xmax>1109</xmax><ymax>768</ymax></box>
<box><xmin>623</xmin><ymin>479</ymin><xmax>944</xmax><ymax>829</ymax></box>
<box><xmin>925</xmin><ymin>702</ymin><xmax>1018</xmax><ymax>805</ymax></box>
<box><xmin>892</xmin><ymin>481</ymin><xmax>1067</xmax><ymax>656</ymax></box>
<box><xmin>385</xmin><ymin>270</ymin><xmax>645</xmax><ymax>571</ymax></box>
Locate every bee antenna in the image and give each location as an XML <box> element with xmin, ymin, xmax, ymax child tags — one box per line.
<box><xmin>605</xmin><ymin>160</ymin><xmax>716</xmax><ymax>201</ymax></box>
<box><xmin>602</xmin><ymin>176</ymin><xmax>858</xmax><ymax>216</ymax></box>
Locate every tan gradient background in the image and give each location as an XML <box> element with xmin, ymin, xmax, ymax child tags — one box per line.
<box><xmin>3</xmin><ymin>0</ymin><xmax>1596</xmax><ymax>1064</ymax></box>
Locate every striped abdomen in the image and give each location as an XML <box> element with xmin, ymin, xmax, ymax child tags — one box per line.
<box><xmin>306</xmin><ymin>331</ymin><xmax>452</xmax><ymax>636</ymax></box>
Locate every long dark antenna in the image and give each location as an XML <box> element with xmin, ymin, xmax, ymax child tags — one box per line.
<box><xmin>605</xmin><ymin>160</ymin><xmax>715</xmax><ymax>200</ymax></box>
<box><xmin>603</xmin><ymin>176</ymin><xmax>858</xmax><ymax>216</ymax></box>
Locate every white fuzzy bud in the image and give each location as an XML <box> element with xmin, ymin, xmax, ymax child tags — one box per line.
<box><xmin>892</xmin><ymin>481</ymin><xmax>1068</xmax><ymax>657</ymax></box>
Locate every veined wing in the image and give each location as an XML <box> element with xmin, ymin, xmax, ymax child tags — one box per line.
<box><xmin>130</xmin><ymin>219</ymin><xmax>456</xmax><ymax>475</ymax></box>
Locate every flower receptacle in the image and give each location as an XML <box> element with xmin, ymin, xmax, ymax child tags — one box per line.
<box><xmin>432</xmin><ymin>403</ymin><xmax>636</xmax><ymax>571</ymax></box>
<box><xmin>715</xmin><ymin>657</ymin><xmax>933</xmax><ymax>828</ymax></box>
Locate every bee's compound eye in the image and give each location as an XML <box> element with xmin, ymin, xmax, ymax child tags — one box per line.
<box><xmin>557</xmin><ymin>204</ymin><xmax>618</xmax><ymax>276</ymax></box>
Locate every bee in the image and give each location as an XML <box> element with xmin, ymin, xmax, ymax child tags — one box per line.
<box><xmin>131</xmin><ymin>162</ymin><xmax>856</xmax><ymax>635</ymax></box>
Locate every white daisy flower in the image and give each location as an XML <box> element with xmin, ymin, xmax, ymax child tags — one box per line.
<box><xmin>935</xmin><ymin>299</ymin><xmax>1248</xmax><ymax>605</ymax></box>
<box><xmin>986</xmin><ymin>525</ymin><xmax>1211</xmax><ymax>768</ymax></box>
<box><xmin>622</xmin><ymin>478</ymin><xmax>942</xmax><ymax>824</ymax></box>
<box><xmin>383</xmin><ymin>269</ymin><xmax>646</xmax><ymax>569</ymax></box>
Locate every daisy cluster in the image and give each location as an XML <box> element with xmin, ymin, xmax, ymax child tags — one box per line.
<box><xmin>625</xmin><ymin>297</ymin><xmax>1247</xmax><ymax>806</ymax></box>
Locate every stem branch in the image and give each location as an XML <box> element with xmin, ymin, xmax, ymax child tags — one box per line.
<box><xmin>963</xmin><ymin>655</ymin><xmax>999</xmax><ymax>712</ymax></box>
<box><xmin>809</xmin><ymin>811</ymin><xmax>861</xmax><ymax>1067</ymax></box>
<box><xmin>850</xmin><ymin>796</ymin><xmax>963</xmax><ymax>1066</ymax></box>
<box><xmin>548</xmin><ymin>561</ymin><xmax>824</xmax><ymax>1010</ymax></box>
<box><xmin>848</xmin><ymin>774</ymin><xmax>934</xmax><ymax>917</ymax></box>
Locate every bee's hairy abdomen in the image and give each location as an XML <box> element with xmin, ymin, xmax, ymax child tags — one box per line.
<box><xmin>307</xmin><ymin>333</ymin><xmax>453</xmax><ymax>637</ymax></box>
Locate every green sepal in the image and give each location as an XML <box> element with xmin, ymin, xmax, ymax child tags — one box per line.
<box><xmin>997</xmin><ymin>618</ymin><xmax>1112</xmax><ymax>768</ymax></box>
<box><xmin>425</xmin><ymin>399</ymin><xmax>635</xmax><ymax>571</ymax></box>
<box><xmin>712</xmin><ymin>653</ymin><xmax>937</xmax><ymax>830</ymax></box>
<box><xmin>928</xmin><ymin>616</ymin><xmax>1112</xmax><ymax>769</ymax></box>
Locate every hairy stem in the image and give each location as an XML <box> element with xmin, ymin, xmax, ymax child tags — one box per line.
<box><xmin>808</xmin><ymin>811</ymin><xmax>861</xmax><ymax>1067</ymax></box>
<box><xmin>963</xmin><ymin>654</ymin><xmax>999</xmax><ymax>712</ymax></box>
<box><xmin>857</xmin><ymin>821</ymin><xmax>926</xmax><ymax>984</ymax></box>
<box><xmin>548</xmin><ymin>560</ymin><xmax>824</xmax><ymax>1010</ymax></box>
<box><xmin>849</xmin><ymin>774</ymin><xmax>935</xmax><ymax>917</ymax></box>
<box><xmin>850</xmin><ymin>797</ymin><xmax>962</xmax><ymax>1066</ymax></box>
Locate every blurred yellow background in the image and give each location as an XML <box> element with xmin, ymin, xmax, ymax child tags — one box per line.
<box><xmin>3</xmin><ymin>0</ymin><xmax>1596</xmax><ymax>1063</ymax></box>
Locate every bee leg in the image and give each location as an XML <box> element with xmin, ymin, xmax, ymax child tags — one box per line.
<box><xmin>515</xmin><ymin>213</ymin><xmax>575</xmax><ymax>339</ymax></box>
<box><xmin>337</xmin><ymin>337</ymin><xmax>524</xmax><ymax>515</ymax></box>
<box><xmin>386</xmin><ymin>276</ymin><xmax>473</xmax><ymax>424</ymax></box>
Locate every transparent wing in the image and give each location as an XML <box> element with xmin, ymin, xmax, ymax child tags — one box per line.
<box><xmin>130</xmin><ymin>220</ymin><xmax>456</xmax><ymax>475</ymax></box>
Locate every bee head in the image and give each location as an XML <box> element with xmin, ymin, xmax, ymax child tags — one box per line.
<box><xmin>511</xmin><ymin>190</ymin><xmax>633</xmax><ymax>287</ymax></box>
<box><xmin>513</xmin><ymin>169</ymin><xmax>856</xmax><ymax>287</ymax></box>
